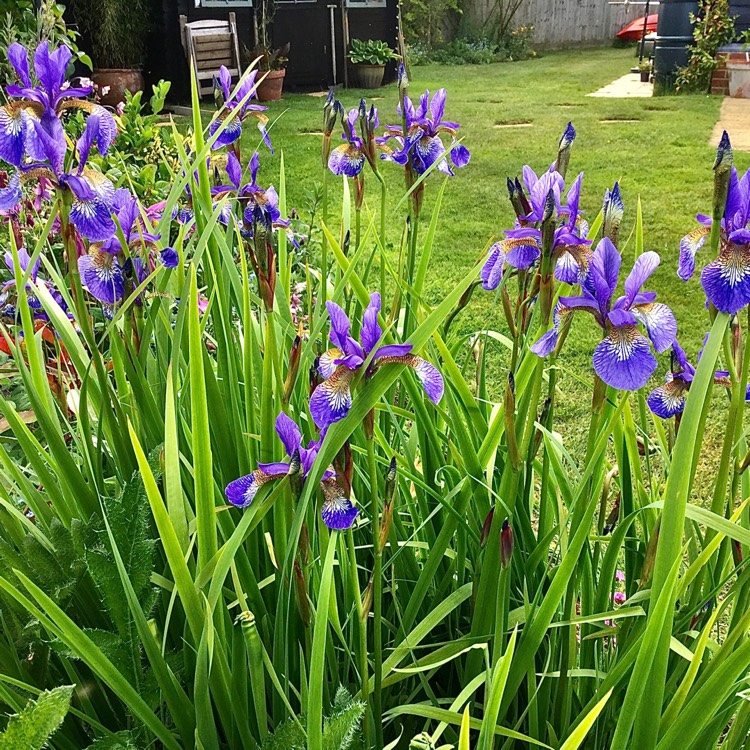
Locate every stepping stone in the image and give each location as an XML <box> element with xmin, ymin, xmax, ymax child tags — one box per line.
<box><xmin>588</xmin><ymin>73</ymin><xmax>653</xmax><ymax>98</ymax></box>
<box><xmin>710</xmin><ymin>97</ymin><xmax>750</xmax><ymax>151</ymax></box>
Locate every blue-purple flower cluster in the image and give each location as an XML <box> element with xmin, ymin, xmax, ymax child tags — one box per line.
<box><xmin>224</xmin><ymin>292</ymin><xmax>444</xmax><ymax>529</ymax></box>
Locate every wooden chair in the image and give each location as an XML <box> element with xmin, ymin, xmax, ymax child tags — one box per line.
<box><xmin>179</xmin><ymin>12</ymin><xmax>242</xmax><ymax>98</ymax></box>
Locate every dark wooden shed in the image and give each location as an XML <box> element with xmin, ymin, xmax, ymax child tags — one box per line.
<box><xmin>147</xmin><ymin>0</ymin><xmax>398</xmax><ymax>100</ymax></box>
<box><xmin>731</xmin><ymin>0</ymin><xmax>750</xmax><ymax>32</ymax></box>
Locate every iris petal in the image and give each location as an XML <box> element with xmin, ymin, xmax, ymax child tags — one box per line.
<box><xmin>593</xmin><ymin>324</ymin><xmax>657</xmax><ymax>391</ymax></box>
<box><xmin>554</xmin><ymin>252</ymin><xmax>580</xmax><ymax>284</ymax></box>
<box><xmin>275</xmin><ymin>412</ymin><xmax>302</xmax><ymax>459</ymax></box>
<box><xmin>78</xmin><ymin>247</ymin><xmax>124</xmax><ymax>304</ymax></box>
<box><xmin>647</xmin><ymin>376</ymin><xmax>689</xmax><ymax>418</ymax></box>
<box><xmin>0</xmin><ymin>171</ymin><xmax>22</xmax><ymax>211</ymax></box>
<box><xmin>209</xmin><ymin>112</ymin><xmax>242</xmax><ymax>148</ymax></box>
<box><xmin>375</xmin><ymin>353</ymin><xmax>444</xmax><ymax>404</ymax></box>
<box><xmin>320</xmin><ymin>477</ymin><xmax>359</xmax><ymax>530</ymax></box>
<box><xmin>0</xmin><ymin>104</ymin><xmax>30</xmax><ymax>167</ymax></box>
<box><xmin>631</xmin><ymin>301</ymin><xmax>677</xmax><ymax>353</ymax></box>
<box><xmin>700</xmin><ymin>243</ymin><xmax>750</xmax><ymax>314</ymax></box>
<box><xmin>318</xmin><ymin>347</ymin><xmax>344</xmax><ymax>379</ymax></box>
<box><xmin>481</xmin><ymin>242</ymin><xmax>506</xmax><ymax>290</ymax></box>
<box><xmin>328</xmin><ymin>143</ymin><xmax>365</xmax><ymax>177</ymax></box>
<box><xmin>309</xmin><ymin>367</ymin><xmax>354</xmax><ymax>429</ymax></box>
<box><xmin>677</xmin><ymin>227</ymin><xmax>711</xmax><ymax>281</ymax></box>
<box><xmin>225</xmin><ymin>469</ymin><xmax>280</xmax><ymax>508</ymax></box>
<box><xmin>361</xmin><ymin>292</ymin><xmax>383</xmax><ymax>354</ymax></box>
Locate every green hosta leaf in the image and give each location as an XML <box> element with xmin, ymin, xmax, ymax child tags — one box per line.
<box><xmin>0</xmin><ymin>685</ymin><xmax>73</xmax><ymax>750</ymax></box>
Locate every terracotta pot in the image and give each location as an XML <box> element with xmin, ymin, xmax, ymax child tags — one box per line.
<box><xmin>256</xmin><ymin>69</ymin><xmax>286</xmax><ymax>102</ymax></box>
<box><xmin>92</xmin><ymin>68</ymin><xmax>144</xmax><ymax>106</ymax></box>
<box><xmin>354</xmin><ymin>64</ymin><xmax>385</xmax><ymax>89</ymax></box>
<box><xmin>640</xmin><ymin>70</ymin><xmax>651</xmax><ymax>82</ymax></box>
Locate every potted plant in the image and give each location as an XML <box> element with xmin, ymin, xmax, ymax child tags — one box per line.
<box><xmin>349</xmin><ymin>38</ymin><xmax>399</xmax><ymax>89</ymax></box>
<box><xmin>251</xmin><ymin>0</ymin><xmax>289</xmax><ymax>102</ymax></box>
<box><xmin>638</xmin><ymin>59</ymin><xmax>652</xmax><ymax>83</ymax></box>
<box><xmin>254</xmin><ymin>43</ymin><xmax>290</xmax><ymax>102</ymax></box>
<box><xmin>68</xmin><ymin>0</ymin><xmax>151</xmax><ymax>106</ymax></box>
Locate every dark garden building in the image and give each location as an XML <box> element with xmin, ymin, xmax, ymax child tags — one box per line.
<box><xmin>149</xmin><ymin>0</ymin><xmax>399</xmax><ymax>98</ymax></box>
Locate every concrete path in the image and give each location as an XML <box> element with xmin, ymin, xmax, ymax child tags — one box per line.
<box><xmin>710</xmin><ymin>97</ymin><xmax>750</xmax><ymax>152</ymax></box>
<box><xmin>588</xmin><ymin>72</ymin><xmax>653</xmax><ymax>98</ymax></box>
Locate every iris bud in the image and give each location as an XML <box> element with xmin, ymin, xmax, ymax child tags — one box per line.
<box><xmin>555</xmin><ymin>121</ymin><xmax>576</xmax><ymax>180</ymax></box>
<box><xmin>500</xmin><ymin>518</ymin><xmax>514</xmax><ymax>569</ymax></box>
<box><xmin>282</xmin><ymin>328</ymin><xmax>303</xmax><ymax>404</ymax></box>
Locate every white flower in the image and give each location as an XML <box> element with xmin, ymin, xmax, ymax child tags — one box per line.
<box><xmin>100</xmin><ymin>86</ymin><xmax>111</xmax><ymax>96</ymax></box>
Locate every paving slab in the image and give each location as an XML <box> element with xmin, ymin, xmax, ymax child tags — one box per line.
<box><xmin>710</xmin><ymin>97</ymin><xmax>750</xmax><ymax>152</ymax></box>
<box><xmin>588</xmin><ymin>73</ymin><xmax>653</xmax><ymax>98</ymax></box>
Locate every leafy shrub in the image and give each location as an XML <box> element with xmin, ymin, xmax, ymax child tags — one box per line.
<box><xmin>67</xmin><ymin>0</ymin><xmax>152</xmax><ymax>68</ymax></box>
<box><xmin>676</xmin><ymin>0</ymin><xmax>737</xmax><ymax>92</ymax></box>
<box><xmin>0</xmin><ymin>0</ymin><xmax>89</xmax><ymax>83</ymax></box>
<box><xmin>410</xmin><ymin>26</ymin><xmax>534</xmax><ymax>66</ymax></box>
<box><xmin>95</xmin><ymin>81</ymin><xmax>185</xmax><ymax>203</ymax></box>
<box><xmin>402</xmin><ymin>0</ymin><xmax>462</xmax><ymax>47</ymax></box>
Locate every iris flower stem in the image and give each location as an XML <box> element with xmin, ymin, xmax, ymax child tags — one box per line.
<box><xmin>538</xmin><ymin>362</ymin><xmax>558</xmax><ymax>540</ymax></box>
<box><xmin>709</xmin><ymin>331</ymin><xmax>743</xmax><ymax>522</ymax></box>
<box><xmin>355</xmin><ymin>206</ymin><xmax>362</xmax><ymax>257</ymax></box>
<box><xmin>367</xmin><ymin>433</ymin><xmax>385</xmax><ymax>750</ymax></box>
<box><xmin>345</xmin><ymin>529</ymin><xmax>370</xmax><ymax>748</ymax></box>
<box><xmin>321</xmin><ymin>167</ymin><xmax>329</xmax><ymax>310</ymax></box>
<box><xmin>374</xmin><ymin>171</ymin><xmax>388</xmax><ymax>302</ymax></box>
<box><xmin>402</xmin><ymin>212</ymin><xmax>420</xmax><ymax>339</ymax></box>
<box><xmin>554</xmin><ymin>374</ymin><xmax>609</xmax><ymax>731</ymax></box>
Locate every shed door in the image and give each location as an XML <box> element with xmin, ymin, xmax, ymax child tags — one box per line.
<box><xmin>274</xmin><ymin>0</ymin><xmax>338</xmax><ymax>88</ymax></box>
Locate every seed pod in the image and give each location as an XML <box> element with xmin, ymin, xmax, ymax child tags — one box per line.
<box><xmin>500</xmin><ymin>517</ymin><xmax>514</xmax><ymax>569</ymax></box>
<box><xmin>282</xmin><ymin>328</ymin><xmax>303</xmax><ymax>404</ymax></box>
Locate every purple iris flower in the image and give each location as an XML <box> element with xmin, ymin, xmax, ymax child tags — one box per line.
<box><xmin>225</xmin><ymin>412</ymin><xmax>359</xmax><ymax>530</ymax></box>
<box><xmin>531</xmin><ymin>239</ymin><xmax>677</xmax><ymax>391</ymax></box>
<box><xmin>328</xmin><ymin>107</ymin><xmax>366</xmax><ymax>178</ymax></box>
<box><xmin>1</xmin><ymin>247</ymin><xmax>67</xmax><ymax>321</ymax></box>
<box><xmin>377</xmin><ymin>88</ymin><xmax>469</xmax><ymax>176</ymax></box>
<box><xmin>0</xmin><ymin>102</ymin><xmax>117</xmax><ymax>242</ymax></box>
<box><xmin>213</xmin><ymin>151</ymin><xmax>297</xmax><ymax>245</ymax></box>
<box><xmin>678</xmin><ymin>165</ymin><xmax>750</xmax><ymax>314</ymax></box>
<box><xmin>481</xmin><ymin>168</ymin><xmax>592</xmax><ymax>290</ymax></box>
<box><xmin>78</xmin><ymin>189</ymin><xmax>161</xmax><ymax>304</ymax></box>
<box><xmin>647</xmin><ymin>342</ymin><xmax>695</xmax><ymax>418</ymax></box>
<box><xmin>309</xmin><ymin>293</ymin><xmax>444</xmax><ymax>430</ymax></box>
<box><xmin>208</xmin><ymin>66</ymin><xmax>272</xmax><ymax>152</ymax></box>
<box><xmin>648</xmin><ymin>339</ymin><xmax>750</xmax><ymax>418</ymax></box>
<box><xmin>0</xmin><ymin>42</ymin><xmax>116</xmax><ymax>170</ymax></box>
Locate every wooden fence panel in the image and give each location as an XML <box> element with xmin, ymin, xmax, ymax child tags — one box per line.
<box><xmin>464</xmin><ymin>0</ymin><xmax>656</xmax><ymax>48</ymax></box>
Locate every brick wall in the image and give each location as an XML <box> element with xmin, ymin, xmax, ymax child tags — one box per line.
<box><xmin>712</xmin><ymin>51</ymin><xmax>750</xmax><ymax>96</ymax></box>
<box><xmin>712</xmin><ymin>54</ymin><xmax>730</xmax><ymax>96</ymax></box>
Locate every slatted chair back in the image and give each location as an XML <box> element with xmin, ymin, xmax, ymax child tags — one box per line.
<box><xmin>179</xmin><ymin>13</ymin><xmax>242</xmax><ymax>98</ymax></box>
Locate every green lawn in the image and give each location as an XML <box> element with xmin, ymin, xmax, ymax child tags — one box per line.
<box><xmin>241</xmin><ymin>46</ymin><xmax>744</xmax><ymax>454</ymax></box>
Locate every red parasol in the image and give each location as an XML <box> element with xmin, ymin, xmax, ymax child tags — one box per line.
<box><xmin>617</xmin><ymin>14</ymin><xmax>658</xmax><ymax>42</ymax></box>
